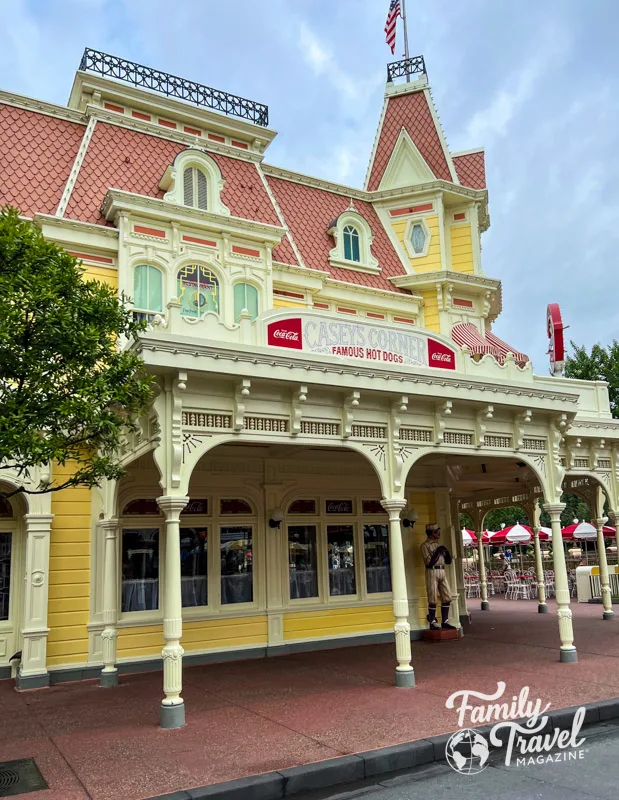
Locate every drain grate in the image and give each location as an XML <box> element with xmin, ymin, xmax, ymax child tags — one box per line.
<box><xmin>0</xmin><ymin>759</ymin><xmax>47</xmax><ymax>797</ymax></box>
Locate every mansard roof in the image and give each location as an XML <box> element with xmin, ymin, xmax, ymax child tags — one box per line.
<box><xmin>453</xmin><ymin>150</ymin><xmax>486</xmax><ymax>190</ymax></box>
<box><xmin>265</xmin><ymin>173</ymin><xmax>409</xmax><ymax>292</ymax></box>
<box><xmin>64</xmin><ymin>122</ymin><xmax>281</xmax><ymax>227</ymax></box>
<box><xmin>0</xmin><ymin>104</ymin><xmax>85</xmax><ymax>216</ymax></box>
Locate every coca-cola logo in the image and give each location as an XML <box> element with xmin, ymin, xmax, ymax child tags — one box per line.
<box><xmin>427</xmin><ymin>339</ymin><xmax>456</xmax><ymax>370</ymax></box>
<box><xmin>268</xmin><ymin>318</ymin><xmax>303</xmax><ymax>350</ymax></box>
<box><xmin>273</xmin><ymin>329</ymin><xmax>299</xmax><ymax>341</ymax></box>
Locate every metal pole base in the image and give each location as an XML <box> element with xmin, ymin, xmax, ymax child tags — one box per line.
<box><xmin>537</xmin><ymin>604</ymin><xmax>549</xmax><ymax>614</ymax></box>
<box><xmin>559</xmin><ymin>648</ymin><xmax>578</xmax><ymax>663</ymax></box>
<box><xmin>160</xmin><ymin>701</ymin><xmax>185</xmax><ymax>729</ymax></box>
<box><xmin>481</xmin><ymin>601</ymin><xmax>489</xmax><ymax>611</ymax></box>
<box><xmin>603</xmin><ymin>611</ymin><xmax>615</xmax><ymax>620</ymax></box>
<box><xmin>99</xmin><ymin>670</ymin><xmax>118</xmax><ymax>687</ymax></box>
<box><xmin>395</xmin><ymin>669</ymin><xmax>415</xmax><ymax>688</ymax></box>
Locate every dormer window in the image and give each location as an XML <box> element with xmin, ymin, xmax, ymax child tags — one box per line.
<box><xmin>343</xmin><ymin>225</ymin><xmax>360</xmax><ymax>263</ymax></box>
<box><xmin>183</xmin><ymin>167</ymin><xmax>208</xmax><ymax>210</ymax></box>
<box><xmin>159</xmin><ymin>149</ymin><xmax>230</xmax><ymax>216</ymax></box>
<box><xmin>328</xmin><ymin>209</ymin><xmax>379</xmax><ymax>274</ymax></box>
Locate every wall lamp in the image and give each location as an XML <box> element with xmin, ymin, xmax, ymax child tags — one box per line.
<box><xmin>402</xmin><ymin>508</ymin><xmax>419</xmax><ymax>528</ymax></box>
<box><xmin>269</xmin><ymin>508</ymin><xmax>284</xmax><ymax>529</ymax></box>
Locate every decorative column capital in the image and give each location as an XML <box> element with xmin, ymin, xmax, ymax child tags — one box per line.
<box><xmin>593</xmin><ymin>518</ymin><xmax>605</xmax><ymax>530</ymax></box>
<box><xmin>98</xmin><ymin>518</ymin><xmax>119</xmax><ymax>536</ymax></box>
<box><xmin>543</xmin><ymin>502</ymin><xmax>566</xmax><ymax>521</ymax></box>
<box><xmin>157</xmin><ymin>495</ymin><xmax>189</xmax><ymax>521</ymax></box>
<box><xmin>24</xmin><ymin>514</ymin><xmax>54</xmax><ymax>532</ymax></box>
<box><xmin>381</xmin><ymin>499</ymin><xmax>407</xmax><ymax>520</ymax></box>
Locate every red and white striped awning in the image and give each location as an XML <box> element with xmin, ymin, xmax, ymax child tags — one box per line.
<box><xmin>451</xmin><ymin>323</ymin><xmax>529</xmax><ymax>367</ymax></box>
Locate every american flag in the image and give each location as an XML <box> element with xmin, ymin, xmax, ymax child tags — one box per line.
<box><xmin>385</xmin><ymin>0</ymin><xmax>401</xmax><ymax>55</ymax></box>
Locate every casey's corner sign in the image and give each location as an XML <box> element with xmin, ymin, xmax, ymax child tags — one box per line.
<box><xmin>265</xmin><ymin>312</ymin><xmax>456</xmax><ymax>370</ymax></box>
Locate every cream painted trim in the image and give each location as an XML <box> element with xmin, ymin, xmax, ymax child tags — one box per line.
<box><xmin>364</xmin><ymin>95</ymin><xmax>390</xmax><ymax>190</ymax></box>
<box><xmin>0</xmin><ymin>88</ymin><xmax>86</xmax><ymax>124</ymax></box>
<box><xmin>423</xmin><ymin>88</ymin><xmax>459</xmax><ymax>185</ymax></box>
<box><xmin>452</xmin><ymin>147</ymin><xmax>486</xmax><ymax>157</ymax></box>
<box><xmin>85</xmin><ymin>104</ymin><xmax>264</xmax><ymax>165</ymax></box>
<box><xmin>328</xmin><ymin>210</ymin><xmax>380</xmax><ymax>274</ymax></box>
<box><xmin>69</xmin><ymin>72</ymin><xmax>277</xmax><ymax>147</ymax></box>
<box><xmin>159</xmin><ymin>149</ymin><xmax>230</xmax><ymax>217</ymax></box>
<box><xmin>390</xmin><ymin>270</ymin><xmax>500</xmax><ymax>293</ymax></box>
<box><xmin>256</xmin><ymin>164</ymin><xmax>307</xmax><ymax>269</ymax></box>
<box><xmin>403</xmin><ymin>216</ymin><xmax>432</xmax><ymax>260</ymax></box>
<box><xmin>102</xmin><ymin>190</ymin><xmax>285</xmax><ymax>244</ymax></box>
<box><xmin>56</xmin><ymin>117</ymin><xmax>97</xmax><ymax>218</ymax></box>
<box><xmin>384</xmin><ymin>76</ymin><xmax>428</xmax><ymax>97</ymax></box>
<box><xmin>378</xmin><ymin>128</ymin><xmax>436</xmax><ymax>189</ymax></box>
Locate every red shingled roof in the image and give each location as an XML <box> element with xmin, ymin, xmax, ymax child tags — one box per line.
<box><xmin>266</xmin><ymin>175</ymin><xmax>409</xmax><ymax>293</ymax></box>
<box><xmin>453</xmin><ymin>151</ymin><xmax>486</xmax><ymax>190</ymax></box>
<box><xmin>0</xmin><ymin>103</ymin><xmax>85</xmax><ymax>216</ymax></box>
<box><xmin>366</xmin><ymin>91</ymin><xmax>453</xmax><ymax>191</ymax></box>
<box><xmin>64</xmin><ymin>122</ymin><xmax>282</xmax><ymax>226</ymax></box>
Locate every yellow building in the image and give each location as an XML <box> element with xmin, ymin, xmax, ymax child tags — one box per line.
<box><xmin>1</xmin><ymin>50</ymin><xmax>618</xmax><ymax>728</ymax></box>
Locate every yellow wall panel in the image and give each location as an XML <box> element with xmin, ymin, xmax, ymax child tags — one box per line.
<box><xmin>283</xmin><ymin>604</ymin><xmax>392</xmax><ymax>641</ymax></box>
<box><xmin>116</xmin><ymin>615</ymin><xmax>269</xmax><ymax>660</ymax></box>
<box><xmin>273</xmin><ymin>298</ymin><xmax>307</xmax><ymax>308</ymax></box>
<box><xmin>449</xmin><ymin>225</ymin><xmax>474</xmax><ymax>274</ymax></box>
<box><xmin>48</xmin><ymin>464</ymin><xmax>92</xmax><ymax>667</ymax></box>
<box><xmin>420</xmin><ymin>290</ymin><xmax>440</xmax><ymax>333</ymax></box>
<box><xmin>392</xmin><ymin>215</ymin><xmax>442</xmax><ymax>275</ymax></box>
<box><xmin>84</xmin><ymin>265</ymin><xmax>118</xmax><ymax>288</ymax></box>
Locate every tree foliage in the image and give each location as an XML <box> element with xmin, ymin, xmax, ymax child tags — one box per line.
<box><xmin>565</xmin><ymin>340</ymin><xmax>619</xmax><ymax>418</ymax></box>
<box><xmin>0</xmin><ymin>207</ymin><xmax>153</xmax><ymax>497</ymax></box>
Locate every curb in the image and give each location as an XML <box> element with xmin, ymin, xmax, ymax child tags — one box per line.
<box><xmin>149</xmin><ymin>697</ymin><xmax>619</xmax><ymax>800</ymax></box>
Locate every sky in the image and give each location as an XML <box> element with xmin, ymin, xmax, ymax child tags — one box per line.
<box><xmin>1</xmin><ymin>0</ymin><xmax>618</xmax><ymax>374</ymax></box>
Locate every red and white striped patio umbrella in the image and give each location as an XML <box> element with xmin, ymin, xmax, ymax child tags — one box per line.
<box><xmin>461</xmin><ymin>528</ymin><xmax>478</xmax><ymax>547</ymax></box>
<box><xmin>488</xmin><ymin>523</ymin><xmax>533</xmax><ymax>545</ymax></box>
<box><xmin>561</xmin><ymin>520</ymin><xmax>616</xmax><ymax>541</ymax></box>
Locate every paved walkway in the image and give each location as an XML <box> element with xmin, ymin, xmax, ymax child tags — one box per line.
<box><xmin>2</xmin><ymin>599</ymin><xmax>619</xmax><ymax>800</ymax></box>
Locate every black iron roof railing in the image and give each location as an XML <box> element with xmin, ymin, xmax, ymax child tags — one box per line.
<box><xmin>78</xmin><ymin>48</ymin><xmax>269</xmax><ymax>127</ymax></box>
<box><xmin>386</xmin><ymin>55</ymin><xmax>427</xmax><ymax>83</ymax></box>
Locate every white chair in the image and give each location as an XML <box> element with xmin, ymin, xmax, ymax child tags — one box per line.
<box><xmin>505</xmin><ymin>570</ymin><xmax>531</xmax><ymax>600</ymax></box>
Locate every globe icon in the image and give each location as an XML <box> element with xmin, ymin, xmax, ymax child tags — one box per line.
<box><xmin>445</xmin><ymin>728</ymin><xmax>490</xmax><ymax>775</ymax></box>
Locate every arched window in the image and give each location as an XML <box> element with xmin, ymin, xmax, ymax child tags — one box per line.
<box><xmin>183</xmin><ymin>167</ymin><xmax>208</xmax><ymax>210</ymax></box>
<box><xmin>343</xmin><ymin>225</ymin><xmax>360</xmax><ymax>263</ymax></box>
<box><xmin>177</xmin><ymin>265</ymin><xmax>219</xmax><ymax>319</ymax></box>
<box><xmin>233</xmin><ymin>283</ymin><xmax>259</xmax><ymax>322</ymax></box>
<box><xmin>133</xmin><ymin>266</ymin><xmax>163</xmax><ymax>320</ymax></box>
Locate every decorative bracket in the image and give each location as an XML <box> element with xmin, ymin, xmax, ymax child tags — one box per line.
<box><xmin>434</xmin><ymin>400</ymin><xmax>452</xmax><ymax>445</ymax></box>
<box><xmin>391</xmin><ymin>395</ymin><xmax>408</xmax><ymax>442</ymax></box>
<box><xmin>475</xmin><ymin>404</ymin><xmax>493</xmax><ymax>448</ymax></box>
<box><xmin>291</xmin><ymin>385</ymin><xmax>308</xmax><ymax>436</ymax></box>
<box><xmin>233</xmin><ymin>378</ymin><xmax>251</xmax><ymax>431</ymax></box>
<box><xmin>342</xmin><ymin>391</ymin><xmax>360</xmax><ymax>439</ymax></box>
<box><xmin>513</xmin><ymin>408</ymin><xmax>532</xmax><ymax>451</ymax></box>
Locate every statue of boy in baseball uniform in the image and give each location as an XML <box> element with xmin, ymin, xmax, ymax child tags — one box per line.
<box><xmin>420</xmin><ymin>523</ymin><xmax>456</xmax><ymax>630</ymax></box>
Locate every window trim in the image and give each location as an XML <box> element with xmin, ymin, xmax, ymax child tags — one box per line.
<box><xmin>328</xmin><ymin>211</ymin><xmax>380</xmax><ymax>274</ymax></box>
<box><xmin>176</xmin><ymin>262</ymin><xmax>221</xmax><ymax>322</ymax></box>
<box><xmin>404</xmin><ymin>215</ymin><xmax>432</xmax><ymax>259</ymax></box>
<box><xmin>159</xmin><ymin>149</ymin><xmax>230</xmax><ymax>216</ymax></box>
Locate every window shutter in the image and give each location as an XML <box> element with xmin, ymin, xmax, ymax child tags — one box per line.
<box><xmin>183</xmin><ymin>168</ymin><xmax>194</xmax><ymax>206</ymax></box>
<box><xmin>196</xmin><ymin>169</ymin><xmax>208</xmax><ymax>210</ymax></box>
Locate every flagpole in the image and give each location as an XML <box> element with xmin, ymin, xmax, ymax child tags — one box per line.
<box><xmin>401</xmin><ymin>0</ymin><xmax>410</xmax><ymax>82</ymax></box>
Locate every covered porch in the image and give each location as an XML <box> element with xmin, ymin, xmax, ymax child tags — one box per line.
<box><xmin>2</xmin><ymin>598</ymin><xmax>619</xmax><ymax>800</ymax></box>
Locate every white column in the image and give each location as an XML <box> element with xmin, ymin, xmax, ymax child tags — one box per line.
<box><xmin>382</xmin><ymin>499</ymin><xmax>415</xmax><ymax>688</ymax></box>
<box><xmin>533</xmin><ymin>527</ymin><xmax>548</xmax><ymax>613</ymax></box>
<box><xmin>544</xmin><ymin>503</ymin><xmax>577</xmax><ymax>662</ymax></box>
<box><xmin>157</xmin><ymin>495</ymin><xmax>189</xmax><ymax>728</ymax></box>
<box><xmin>100</xmin><ymin>519</ymin><xmax>119</xmax><ymax>686</ymax></box>
<box><xmin>477</xmin><ymin>535</ymin><xmax>489</xmax><ymax>611</ymax></box>
<box><xmin>594</xmin><ymin>517</ymin><xmax>614</xmax><ymax>620</ymax></box>
<box><xmin>17</xmin><ymin>514</ymin><xmax>54</xmax><ymax>689</ymax></box>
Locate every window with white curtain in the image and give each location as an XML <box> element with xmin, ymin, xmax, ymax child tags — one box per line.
<box><xmin>133</xmin><ymin>265</ymin><xmax>163</xmax><ymax>323</ymax></box>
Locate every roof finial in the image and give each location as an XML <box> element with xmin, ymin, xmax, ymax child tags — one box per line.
<box><xmin>348</xmin><ymin>197</ymin><xmax>356</xmax><ymax>211</ymax></box>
